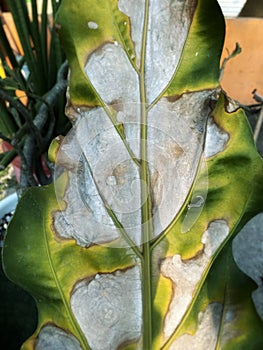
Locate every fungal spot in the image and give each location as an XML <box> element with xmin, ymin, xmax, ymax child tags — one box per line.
<box><xmin>112</xmin><ymin>164</ymin><xmax>128</xmax><ymax>185</ymax></box>
<box><xmin>87</xmin><ymin>21</ymin><xmax>99</xmax><ymax>30</ymax></box>
<box><xmin>168</xmin><ymin>142</ymin><xmax>184</xmax><ymax>159</ymax></box>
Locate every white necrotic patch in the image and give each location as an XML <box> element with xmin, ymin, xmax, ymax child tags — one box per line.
<box><xmin>232</xmin><ymin>213</ymin><xmax>263</xmax><ymax>319</ymax></box>
<box><xmin>54</xmin><ymin>105</ymin><xmax>146</xmax><ymax>247</ymax></box>
<box><xmin>53</xmin><ymin>118</ymin><xmax>121</xmax><ymax>246</ymax></box>
<box><xmin>35</xmin><ymin>325</ymin><xmax>82</xmax><ymax>350</ymax></box>
<box><xmin>161</xmin><ymin>220</ymin><xmax>229</xmax><ymax>339</ymax></box>
<box><xmin>148</xmin><ymin>91</ymin><xmax>211</xmax><ymax>237</ymax></box>
<box><xmin>170</xmin><ymin>303</ymin><xmax>223</xmax><ymax>350</ymax></box>
<box><xmin>85</xmin><ymin>43</ymin><xmax>140</xmax><ymax>106</ymax></box>
<box><xmin>84</xmin><ymin>42</ymin><xmax>141</xmax><ymax>159</ymax></box>
<box><xmin>75</xmin><ymin>108</ymin><xmax>142</xmax><ymax>245</ymax></box>
<box><xmin>200</xmin><ymin>220</ymin><xmax>229</xmax><ymax>256</ymax></box>
<box><xmin>204</xmin><ymin>117</ymin><xmax>229</xmax><ymax>158</ymax></box>
<box><xmin>54</xmin><ymin>169</ymin><xmax>120</xmax><ymax>246</ymax></box>
<box><xmin>54</xmin><ymin>91</ymin><xmax>214</xmax><ymax>246</ymax></box>
<box><xmin>70</xmin><ymin>266</ymin><xmax>142</xmax><ymax>350</ymax></box>
<box><xmin>145</xmin><ymin>0</ymin><xmax>196</xmax><ymax>103</ymax></box>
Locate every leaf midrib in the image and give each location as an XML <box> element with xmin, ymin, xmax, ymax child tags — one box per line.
<box><xmin>139</xmin><ymin>1</ymin><xmax>155</xmax><ymax>349</ymax></box>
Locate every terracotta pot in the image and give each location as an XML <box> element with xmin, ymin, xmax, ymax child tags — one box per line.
<box><xmin>221</xmin><ymin>18</ymin><xmax>263</xmax><ymax>105</ymax></box>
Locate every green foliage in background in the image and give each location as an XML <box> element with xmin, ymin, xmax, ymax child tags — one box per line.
<box><xmin>0</xmin><ymin>0</ymin><xmax>69</xmax><ymax>187</ymax></box>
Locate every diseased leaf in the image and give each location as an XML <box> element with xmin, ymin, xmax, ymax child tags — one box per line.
<box><xmin>2</xmin><ymin>1</ymin><xmax>263</xmax><ymax>349</ymax></box>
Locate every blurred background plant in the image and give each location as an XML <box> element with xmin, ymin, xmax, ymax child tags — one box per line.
<box><xmin>0</xmin><ymin>0</ymin><xmax>69</xmax><ymax>190</ymax></box>
<box><xmin>0</xmin><ymin>1</ymin><xmax>69</xmax><ymax>348</ymax></box>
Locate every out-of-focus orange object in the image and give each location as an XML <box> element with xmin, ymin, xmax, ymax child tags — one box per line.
<box><xmin>0</xmin><ymin>11</ymin><xmax>24</xmax><ymax>59</ymax></box>
<box><xmin>221</xmin><ymin>18</ymin><xmax>263</xmax><ymax>105</ymax></box>
<box><xmin>0</xmin><ymin>11</ymin><xmax>27</xmax><ymax>105</ymax></box>
<box><xmin>0</xmin><ymin>58</ymin><xmax>5</xmax><ymax>78</ymax></box>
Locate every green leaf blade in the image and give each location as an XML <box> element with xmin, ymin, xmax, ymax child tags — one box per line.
<box><xmin>164</xmin><ymin>0</ymin><xmax>225</xmax><ymax>97</ymax></box>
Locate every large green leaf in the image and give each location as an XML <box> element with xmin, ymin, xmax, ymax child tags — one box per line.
<box><xmin>3</xmin><ymin>0</ymin><xmax>263</xmax><ymax>349</ymax></box>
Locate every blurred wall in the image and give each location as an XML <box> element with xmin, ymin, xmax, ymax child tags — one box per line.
<box><xmin>221</xmin><ymin>18</ymin><xmax>263</xmax><ymax>105</ymax></box>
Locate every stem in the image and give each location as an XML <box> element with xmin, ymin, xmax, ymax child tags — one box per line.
<box><xmin>140</xmin><ymin>0</ymin><xmax>153</xmax><ymax>348</ymax></box>
<box><xmin>0</xmin><ymin>89</ymin><xmax>43</xmax><ymax>144</ymax></box>
<box><xmin>0</xmin><ymin>149</ymin><xmax>17</xmax><ymax>170</ymax></box>
<box><xmin>141</xmin><ymin>237</ymin><xmax>153</xmax><ymax>349</ymax></box>
<box><xmin>140</xmin><ymin>98</ymin><xmax>153</xmax><ymax>350</ymax></box>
